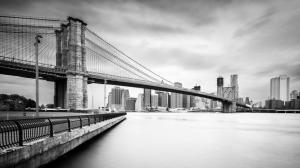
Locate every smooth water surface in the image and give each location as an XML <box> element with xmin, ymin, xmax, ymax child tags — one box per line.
<box><xmin>46</xmin><ymin>113</ymin><xmax>300</xmax><ymax>168</ymax></box>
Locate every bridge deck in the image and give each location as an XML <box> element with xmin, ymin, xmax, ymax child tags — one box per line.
<box><xmin>0</xmin><ymin>57</ymin><xmax>247</xmax><ymax>108</ymax></box>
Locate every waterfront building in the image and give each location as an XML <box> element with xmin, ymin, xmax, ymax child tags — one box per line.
<box><xmin>191</xmin><ymin>85</ymin><xmax>203</xmax><ymax>109</ymax></box>
<box><xmin>290</xmin><ymin>90</ymin><xmax>299</xmax><ymax>100</ymax></box>
<box><xmin>110</xmin><ymin>87</ymin><xmax>123</xmax><ymax>111</ymax></box>
<box><xmin>135</xmin><ymin>93</ymin><xmax>144</xmax><ymax>111</ymax></box>
<box><xmin>108</xmin><ymin>87</ymin><xmax>129</xmax><ymax>111</ymax></box>
<box><xmin>265</xmin><ymin>99</ymin><xmax>284</xmax><ymax>109</ymax></box>
<box><xmin>151</xmin><ymin>94</ymin><xmax>159</xmax><ymax>108</ymax></box>
<box><xmin>157</xmin><ymin>91</ymin><xmax>169</xmax><ymax>107</ymax></box>
<box><xmin>270</xmin><ymin>75</ymin><xmax>290</xmax><ymax>101</ymax></box>
<box><xmin>245</xmin><ymin>97</ymin><xmax>251</xmax><ymax>105</ymax></box>
<box><xmin>125</xmin><ymin>97</ymin><xmax>136</xmax><ymax>111</ymax></box>
<box><xmin>121</xmin><ymin>89</ymin><xmax>130</xmax><ymax>111</ymax></box>
<box><xmin>183</xmin><ymin>94</ymin><xmax>191</xmax><ymax>109</ymax></box>
<box><xmin>144</xmin><ymin>89</ymin><xmax>151</xmax><ymax>108</ymax></box>
<box><xmin>171</xmin><ymin>82</ymin><xmax>183</xmax><ymax>108</ymax></box>
<box><xmin>107</xmin><ymin>92</ymin><xmax>112</xmax><ymax>108</ymax></box>
<box><xmin>237</xmin><ymin>97</ymin><xmax>243</xmax><ymax>103</ymax></box>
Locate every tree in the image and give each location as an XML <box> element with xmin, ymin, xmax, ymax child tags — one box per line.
<box><xmin>25</xmin><ymin>99</ymin><xmax>36</xmax><ymax>108</ymax></box>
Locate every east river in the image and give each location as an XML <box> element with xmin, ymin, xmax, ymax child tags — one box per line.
<box><xmin>45</xmin><ymin>112</ymin><xmax>300</xmax><ymax>168</ymax></box>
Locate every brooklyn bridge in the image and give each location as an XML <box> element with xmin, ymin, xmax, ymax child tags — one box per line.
<box><xmin>0</xmin><ymin>15</ymin><xmax>248</xmax><ymax>112</ymax></box>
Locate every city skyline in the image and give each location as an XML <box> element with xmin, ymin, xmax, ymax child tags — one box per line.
<box><xmin>0</xmin><ymin>0</ymin><xmax>300</xmax><ymax>106</ymax></box>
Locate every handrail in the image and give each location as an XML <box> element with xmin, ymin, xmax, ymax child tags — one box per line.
<box><xmin>0</xmin><ymin>113</ymin><xmax>126</xmax><ymax>149</ymax></box>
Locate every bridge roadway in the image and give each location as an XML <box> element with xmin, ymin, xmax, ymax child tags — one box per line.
<box><xmin>0</xmin><ymin>56</ymin><xmax>248</xmax><ymax>108</ymax></box>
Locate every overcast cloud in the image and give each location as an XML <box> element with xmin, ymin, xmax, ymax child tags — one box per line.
<box><xmin>0</xmin><ymin>0</ymin><xmax>299</xmax><ymax>106</ymax></box>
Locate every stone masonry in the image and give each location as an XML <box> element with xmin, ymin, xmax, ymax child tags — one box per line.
<box><xmin>54</xmin><ymin>17</ymin><xmax>88</xmax><ymax>110</ymax></box>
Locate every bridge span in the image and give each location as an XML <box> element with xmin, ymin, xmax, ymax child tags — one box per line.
<box><xmin>0</xmin><ymin>15</ymin><xmax>249</xmax><ymax>112</ymax></box>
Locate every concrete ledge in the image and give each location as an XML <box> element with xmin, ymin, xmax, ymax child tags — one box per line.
<box><xmin>0</xmin><ymin>116</ymin><xmax>126</xmax><ymax>168</ymax></box>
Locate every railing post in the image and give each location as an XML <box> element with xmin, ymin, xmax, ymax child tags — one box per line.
<box><xmin>88</xmin><ymin>116</ymin><xmax>90</xmax><ymax>126</ymax></box>
<box><xmin>79</xmin><ymin>117</ymin><xmax>82</xmax><ymax>128</ymax></box>
<box><xmin>47</xmin><ymin>119</ymin><xmax>54</xmax><ymax>137</ymax></box>
<box><xmin>14</xmin><ymin>121</ymin><xmax>23</xmax><ymax>146</ymax></box>
<box><xmin>67</xmin><ymin>118</ymin><xmax>71</xmax><ymax>132</ymax></box>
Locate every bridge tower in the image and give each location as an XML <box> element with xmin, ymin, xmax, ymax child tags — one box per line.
<box><xmin>222</xmin><ymin>101</ymin><xmax>237</xmax><ymax>113</ymax></box>
<box><xmin>54</xmin><ymin>17</ymin><xmax>88</xmax><ymax>110</ymax></box>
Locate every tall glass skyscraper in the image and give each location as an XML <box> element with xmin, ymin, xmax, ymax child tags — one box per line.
<box><xmin>270</xmin><ymin>75</ymin><xmax>290</xmax><ymax>101</ymax></box>
<box><xmin>230</xmin><ymin>74</ymin><xmax>239</xmax><ymax>100</ymax></box>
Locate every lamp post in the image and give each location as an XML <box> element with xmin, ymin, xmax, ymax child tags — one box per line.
<box><xmin>34</xmin><ymin>34</ymin><xmax>42</xmax><ymax>117</ymax></box>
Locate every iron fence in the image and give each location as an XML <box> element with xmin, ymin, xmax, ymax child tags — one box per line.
<box><xmin>0</xmin><ymin>113</ymin><xmax>126</xmax><ymax>149</ymax></box>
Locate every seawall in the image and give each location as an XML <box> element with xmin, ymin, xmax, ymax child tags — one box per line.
<box><xmin>0</xmin><ymin>116</ymin><xmax>126</xmax><ymax>168</ymax></box>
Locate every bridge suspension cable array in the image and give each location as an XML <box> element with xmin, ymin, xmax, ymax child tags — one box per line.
<box><xmin>0</xmin><ymin>15</ymin><xmax>64</xmax><ymax>67</ymax></box>
<box><xmin>0</xmin><ymin>15</ymin><xmax>174</xmax><ymax>86</ymax></box>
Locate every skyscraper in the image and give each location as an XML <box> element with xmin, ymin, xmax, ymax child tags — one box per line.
<box><xmin>110</xmin><ymin>87</ymin><xmax>123</xmax><ymax>111</ymax></box>
<box><xmin>125</xmin><ymin>97</ymin><xmax>136</xmax><ymax>111</ymax></box>
<box><xmin>121</xmin><ymin>89</ymin><xmax>130</xmax><ymax>110</ymax></box>
<box><xmin>270</xmin><ymin>75</ymin><xmax>290</xmax><ymax>101</ymax></box>
<box><xmin>135</xmin><ymin>93</ymin><xmax>144</xmax><ymax>111</ymax></box>
<box><xmin>245</xmin><ymin>97</ymin><xmax>251</xmax><ymax>105</ymax></box>
<box><xmin>223</xmin><ymin>87</ymin><xmax>234</xmax><ymax>100</ymax></box>
<box><xmin>108</xmin><ymin>87</ymin><xmax>129</xmax><ymax>111</ymax></box>
<box><xmin>290</xmin><ymin>90</ymin><xmax>299</xmax><ymax>100</ymax></box>
<box><xmin>217</xmin><ymin>77</ymin><xmax>223</xmax><ymax>97</ymax></box>
<box><xmin>183</xmin><ymin>94</ymin><xmax>191</xmax><ymax>109</ymax></box>
<box><xmin>144</xmin><ymin>89</ymin><xmax>151</xmax><ymax>108</ymax></box>
<box><xmin>151</xmin><ymin>94</ymin><xmax>159</xmax><ymax>108</ymax></box>
<box><xmin>191</xmin><ymin>85</ymin><xmax>202</xmax><ymax>109</ymax></box>
<box><xmin>171</xmin><ymin>82</ymin><xmax>183</xmax><ymax>108</ymax></box>
<box><xmin>156</xmin><ymin>91</ymin><xmax>169</xmax><ymax>107</ymax></box>
<box><xmin>230</xmin><ymin>74</ymin><xmax>239</xmax><ymax>100</ymax></box>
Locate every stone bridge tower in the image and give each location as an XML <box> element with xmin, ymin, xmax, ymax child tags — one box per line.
<box><xmin>54</xmin><ymin>17</ymin><xmax>88</xmax><ymax>110</ymax></box>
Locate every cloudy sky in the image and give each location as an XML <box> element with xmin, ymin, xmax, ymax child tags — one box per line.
<box><xmin>0</xmin><ymin>0</ymin><xmax>300</xmax><ymax>107</ymax></box>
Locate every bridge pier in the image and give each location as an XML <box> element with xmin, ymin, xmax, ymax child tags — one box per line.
<box><xmin>222</xmin><ymin>101</ymin><xmax>237</xmax><ymax>113</ymax></box>
<box><xmin>54</xmin><ymin>17</ymin><xmax>88</xmax><ymax>110</ymax></box>
<box><xmin>54</xmin><ymin>79</ymin><xmax>67</xmax><ymax>108</ymax></box>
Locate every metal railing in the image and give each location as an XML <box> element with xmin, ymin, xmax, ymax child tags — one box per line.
<box><xmin>0</xmin><ymin>113</ymin><xmax>126</xmax><ymax>149</ymax></box>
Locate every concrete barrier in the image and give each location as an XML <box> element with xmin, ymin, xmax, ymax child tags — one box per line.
<box><xmin>0</xmin><ymin>116</ymin><xmax>126</xmax><ymax>168</ymax></box>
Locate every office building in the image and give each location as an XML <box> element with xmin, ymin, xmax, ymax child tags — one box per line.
<box><xmin>223</xmin><ymin>87</ymin><xmax>234</xmax><ymax>100</ymax></box>
<box><xmin>270</xmin><ymin>75</ymin><xmax>290</xmax><ymax>101</ymax></box>
<box><xmin>109</xmin><ymin>87</ymin><xmax>123</xmax><ymax>111</ymax></box>
<box><xmin>121</xmin><ymin>89</ymin><xmax>130</xmax><ymax>111</ymax></box>
<box><xmin>230</xmin><ymin>74</ymin><xmax>239</xmax><ymax>100</ymax></box>
<box><xmin>193</xmin><ymin>85</ymin><xmax>201</xmax><ymax>92</ymax></box>
<box><xmin>144</xmin><ymin>89</ymin><xmax>151</xmax><ymax>108</ymax></box>
<box><xmin>108</xmin><ymin>87</ymin><xmax>129</xmax><ymax>111</ymax></box>
<box><xmin>171</xmin><ymin>82</ymin><xmax>183</xmax><ymax>108</ymax></box>
<box><xmin>135</xmin><ymin>93</ymin><xmax>144</xmax><ymax>111</ymax></box>
<box><xmin>151</xmin><ymin>94</ymin><xmax>158</xmax><ymax>108</ymax></box>
<box><xmin>245</xmin><ymin>97</ymin><xmax>251</xmax><ymax>105</ymax></box>
<box><xmin>265</xmin><ymin>99</ymin><xmax>284</xmax><ymax>109</ymax></box>
<box><xmin>237</xmin><ymin>98</ymin><xmax>243</xmax><ymax>103</ymax></box>
<box><xmin>125</xmin><ymin>97</ymin><xmax>136</xmax><ymax>111</ymax></box>
<box><xmin>157</xmin><ymin>91</ymin><xmax>169</xmax><ymax>107</ymax></box>
<box><xmin>183</xmin><ymin>94</ymin><xmax>191</xmax><ymax>109</ymax></box>
<box><xmin>217</xmin><ymin>77</ymin><xmax>224</xmax><ymax>97</ymax></box>
<box><xmin>191</xmin><ymin>85</ymin><xmax>202</xmax><ymax>109</ymax></box>
<box><xmin>290</xmin><ymin>90</ymin><xmax>299</xmax><ymax>100</ymax></box>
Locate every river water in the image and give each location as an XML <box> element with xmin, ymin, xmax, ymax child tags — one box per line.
<box><xmin>45</xmin><ymin>112</ymin><xmax>300</xmax><ymax>168</ymax></box>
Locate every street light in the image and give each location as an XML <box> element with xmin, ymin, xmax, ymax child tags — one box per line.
<box><xmin>34</xmin><ymin>34</ymin><xmax>42</xmax><ymax>117</ymax></box>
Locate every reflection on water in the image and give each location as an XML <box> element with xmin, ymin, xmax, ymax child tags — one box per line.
<box><xmin>45</xmin><ymin>113</ymin><xmax>300</xmax><ymax>168</ymax></box>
